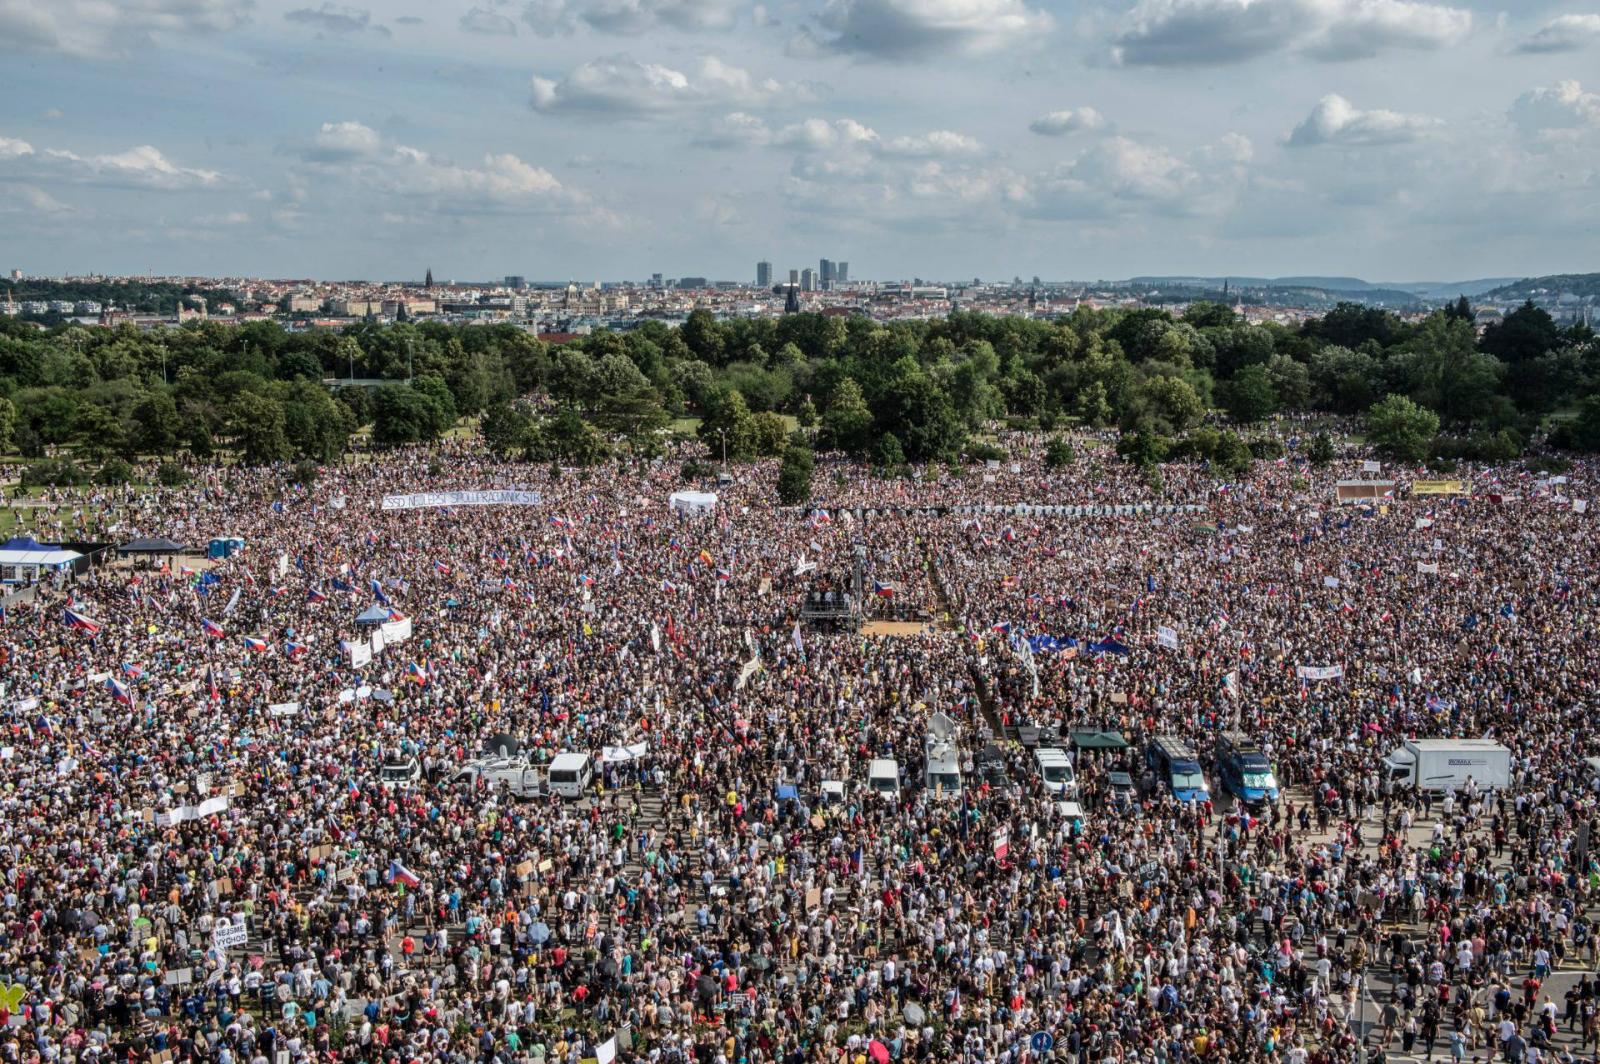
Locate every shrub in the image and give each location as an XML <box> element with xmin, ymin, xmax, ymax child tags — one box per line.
<box><xmin>96</xmin><ymin>458</ymin><xmax>133</xmax><ymax>486</ymax></box>
<box><xmin>155</xmin><ymin>462</ymin><xmax>191</xmax><ymax>487</ymax></box>
<box><xmin>21</xmin><ymin>458</ymin><xmax>88</xmax><ymax>488</ymax></box>
<box><xmin>1044</xmin><ymin>436</ymin><xmax>1075</xmax><ymax>468</ymax></box>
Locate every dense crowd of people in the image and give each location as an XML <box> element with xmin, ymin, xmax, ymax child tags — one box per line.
<box><xmin>1</xmin><ymin>430</ymin><xmax>1598</xmax><ymax>1064</ymax></box>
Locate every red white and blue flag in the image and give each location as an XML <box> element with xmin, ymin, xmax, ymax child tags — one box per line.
<box><xmin>63</xmin><ymin>608</ymin><xmax>103</xmax><ymax>635</ymax></box>
<box><xmin>201</xmin><ymin>618</ymin><xmax>225</xmax><ymax>639</ymax></box>
<box><xmin>105</xmin><ymin>676</ymin><xmax>132</xmax><ymax>704</ymax></box>
<box><xmin>243</xmin><ymin>635</ymin><xmax>269</xmax><ymax>652</ymax></box>
<box><xmin>406</xmin><ymin>660</ymin><xmax>429</xmax><ymax>685</ymax></box>
<box><xmin>873</xmin><ymin>580</ymin><xmax>895</xmax><ymax>598</ymax></box>
<box><xmin>387</xmin><ymin>861</ymin><xmax>421</xmax><ymax>888</ymax></box>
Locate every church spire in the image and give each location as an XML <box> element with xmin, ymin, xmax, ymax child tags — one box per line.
<box><xmin>784</xmin><ymin>283</ymin><xmax>800</xmax><ymax>314</ymax></box>
<box><xmin>424</xmin><ymin>267</ymin><xmax>434</xmax><ymax>290</ymax></box>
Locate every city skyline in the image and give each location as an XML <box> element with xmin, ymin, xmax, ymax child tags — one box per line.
<box><xmin>1</xmin><ymin>0</ymin><xmax>1598</xmax><ymax>282</ymax></box>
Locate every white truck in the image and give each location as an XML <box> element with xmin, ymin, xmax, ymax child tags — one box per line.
<box><xmin>923</xmin><ymin>711</ymin><xmax>962</xmax><ymax>798</ymax></box>
<box><xmin>452</xmin><ymin>756</ymin><xmax>544</xmax><ymax>798</ymax></box>
<box><xmin>1381</xmin><ymin>738</ymin><xmax>1511</xmax><ymax>793</ymax></box>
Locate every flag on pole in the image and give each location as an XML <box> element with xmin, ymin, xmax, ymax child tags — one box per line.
<box><xmin>243</xmin><ymin>635</ymin><xmax>269</xmax><ymax>653</ymax></box>
<box><xmin>63</xmin><ymin>608</ymin><xmax>103</xmax><ymax>635</ymax></box>
<box><xmin>105</xmin><ymin>676</ymin><xmax>132</xmax><ymax>704</ymax></box>
<box><xmin>387</xmin><ymin>861</ymin><xmax>421</xmax><ymax>888</ymax></box>
<box><xmin>201</xmin><ymin>618</ymin><xmax>225</xmax><ymax>639</ymax></box>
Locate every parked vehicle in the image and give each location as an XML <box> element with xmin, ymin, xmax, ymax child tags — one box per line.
<box><xmin>1106</xmin><ymin>771</ymin><xmax>1137</xmax><ymax>811</ymax></box>
<box><xmin>1214</xmin><ymin>732</ymin><xmax>1279</xmax><ymax>805</ymax></box>
<box><xmin>867</xmin><ymin>758</ymin><xmax>901</xmax><ymax>799</ymax></box>
<box><xmin>1381</xmin><ymin>738</ymin><xmax>1510</xmax><ymax>793</ymax></box>
<box><xmin>379</xmin><ymin>756</ymin><xmax>422</xmax><ymax>792</ymax></box>
<box><xmin>547</xmin><ymin>752</ymin><xmax>595</xmax><ymax>799</ymax></box>
<box><xmin>924</xmin><ymin>712</ymin><xmax>962</xmax><ymax>798</ymax></box>
<box><xmin>1033</xmin><ymin>747</ymin><xmax>1078</xmax><ymax>796</ymax></box>
<box><xmin>1146</xmin><ymin>736</ymin><xmax>1210</xmax><ymax>803</ymax></box>
<box><xmin>453</xmin><ymin>756</ymin><xmax>543</xmax><ymax>798</ymax></box>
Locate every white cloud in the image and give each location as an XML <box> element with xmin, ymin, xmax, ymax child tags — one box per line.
<box><xmin>1028</xmin><ymin>107</ymin><xmax>1106</xmax><ymax>136</ymax></box>
<box><xmin>1509</xmin><ymin>81</ymin><xmax>1600</xmax><ymax>139</ymax></box>
<box><xmin>530</xmin><ymin>54</ymin><xmax>804</xmax><ymax>116</ymax></box>
<box><xmin>522</xmin><ymin>0</ymin><xmax>742</xmax><ymax>36</ymax></box>
<box><xmin>461</xmin><ymin>6</ymin><xmax>517</xmax><ymax>34</ymax></box>
<box><xmin>1111</xmin><ymin>0</ymin><xmax>1470</xmax><ymax>67</ymax></box>
<box><xmin>0</xmin><ymin>0</ymin><xmax>252</xmax><ymax>58</ymax></box>
<box><xmin>1516</xmin><ymin>14</ymin><xmax>1600</xmax><ymax>54</ymax></box>
<box><xmin>791</xmin><ymin>0</ymin><xmax>1053</xmax><ymax>60</ymax></box>
<box><xmin>1024</xmin><ymin>133</ymin><xmax>1253</xmax><ymax>220</ymax></box>
<box><xmin>306</xmin><ymin>120</ymin><xmax>383</xmax><ymax>161</ymax></box>
<box><xmin>11</xmin><ymin>186</ymin><xmax>72</xmax><ymax>214</ymax></box>
<box><xmin>295</xmin><ymin>123</ymin><xmax>574</xmax><ymax>211</ymax></box>
<box><xmin>283</xmin><ymin>3</ymin><xmax>389</xmax><ymax>36</ymax></box>
<box><xmin>0</xmin><ymin>136</ymin><xmax>223</xmax><ymax>189</ymax></box>
<box><xmin>1287</xmin><ymin>94</ymin><xmax>1439</xmax><ymax>146</ymax></box>
<box><xmin>881</xmin><ymin>130</ymin><xmax>984</xmax><ymax>157</ymax></box>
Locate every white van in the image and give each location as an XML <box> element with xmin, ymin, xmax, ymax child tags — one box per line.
<box><xmin>1034</xmin><ymin>747</ymin><xmax>1077</xmax><ymax>796</ymax></box>
<box><xmin>547</xmin><ymin>752</ymin><xmax>595</xmax><ymax>799</ymax></box>
<box><xmin>867</xmin><ymin>758</ymin><xmax>901</xmax><ymax>799</ymax></box>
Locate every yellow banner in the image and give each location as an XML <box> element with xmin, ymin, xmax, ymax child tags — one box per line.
<box><xmin>1413</xmin><ymin>480</ymin><xmax>1466</xmax><ymax>496</ymax></box>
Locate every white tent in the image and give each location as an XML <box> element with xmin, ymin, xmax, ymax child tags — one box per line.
<box><xmin>668</xmin><ymin>491</ymin><xmax>718</xmax><ymax>514</ymax></box>
<box><xmin>0</xmin><ymin>547</ymin><xmax>82</xmax><ymax>584</ymax></box>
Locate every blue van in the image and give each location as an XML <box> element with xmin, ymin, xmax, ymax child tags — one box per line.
<box><xmin>1215</xmin><ymin>733</ymin><xmax>1280</xmax><ymax>805</ymax></box>
<box><xmin>1146</xmin><ymin>736</ymin><xmax>1210</xmax><ymax>803</ymax></box>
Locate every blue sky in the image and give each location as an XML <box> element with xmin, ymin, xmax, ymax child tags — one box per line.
<box><xmin>2</xmin><ymin>0</ymin><xmax>1598</xmax><ymax>283</ymax></box>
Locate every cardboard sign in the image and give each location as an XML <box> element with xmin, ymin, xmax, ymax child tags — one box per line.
<box><xmin>212</xmin><ymin>921</ymin><xmax>248</xmax><ymax>949</ymax></box>
<box><xmin>163</xmin><ymin>968</ymin><xmax>193</xmax><ymax>986</ymax></box>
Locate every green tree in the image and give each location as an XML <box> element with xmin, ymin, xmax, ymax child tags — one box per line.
<box><xmin>1265</xmin><ymin>354</ymin><xmax>1311</xmax><ymax>410</ymax></box>
<box><xmin>227</xmin><ymin>391</ymin><xmax>291</xmax><ymax>465</ymax></box>
<box><xmin>131</xmin><ymin>390</ymin><xmax>181</xmax><ymax>455</ymax></box>
<box><xmin>1365</xmin><ymin>394</ymin><xmax>1439</xmax><ymax>462</ymax></box>
<box><xmin>776</xmin><ymin>444</ymin><xmax>814</xmax><ymax>505</ymax></box>
<box><xmin>371</xmin><ymin>385</ymin><xmax>438</xmax><ymax>446</ymax></box>
<box><xmin>70</xmin><ymin>403</ymin><xmax>125</xmax><ymax>464</ymax></box>
<box><xmin>699</xmin><ymin>387</ymin><xmax>757</xmax><ymax>460</ymax></box>
<box><xmin>1222</xmin><ymin>364</ymin><xmax>1277</xmax><ymax>424</ymax></box>
<box><xmin>1305</xmin><ymin>432</ymin><xmax>1335</xmax><ymax>466</ymax></box>
<box><xmin>0</xmin><ymin>396</ymin><xmax>16</xmax><ymax>454</ymax></box>
<box><xmin>1479</xmin><ymin>300</ymin><xmax>1560</xmax><ymax>365</ymax></box>
<box><xmin>412</xmin><ymin>375</ymin><xmax>457</xmax><ymax>437</ymax></box>
<box><xmin>481</xmin><ymin>401</ymin><xmax>535</xmax><ymax>459</ymax></box>
<box><xmin>818</xmin><ymin>378</ymin><xmax>873</xmax><ymax>457</ymax></box>
<box><xmin>1044</xmin><ymin>436</ymin><xmax>1075</xmax><ymax>468</ymax></box>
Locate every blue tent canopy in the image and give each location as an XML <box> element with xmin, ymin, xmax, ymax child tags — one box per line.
<box><xmin>356</xmin><ymin>604</ymin><xmax>391</xmax><ymax>625</ymax></box>
<box><xmin>1</xmin><ymin>537</ymin><xmax>46</xmax><ymax>551</ymax></box>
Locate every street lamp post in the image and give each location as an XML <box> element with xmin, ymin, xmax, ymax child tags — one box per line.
<box><xmin>1357</xmin><ymin>967</ymin><xmax>1367</xmax><ymax>1064</ymax></box>
<box><xmin>717</xmin><ymin>428</ymin><xmax>726</xmax><ymax>466</ymax></box>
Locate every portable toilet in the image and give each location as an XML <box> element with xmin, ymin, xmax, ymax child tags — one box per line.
<box><xmin>208</xmin><ymin>537</ymin><xmax>246</xmax><ymax>559</ymax></box>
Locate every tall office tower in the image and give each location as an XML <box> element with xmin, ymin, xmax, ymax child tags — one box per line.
<box><xmin>756</xmin><ymin>261</ymin><xmax>772</xmax><ymax>288</ymax></box>
<box><xmin>819</xmin><ymin>259</ymin><xmax>834</xmax><ymax>289</ymax></box>
<box><xmin>651</xmin><ymin>273</ymin><xmax>663</xmax><ymax>288</ymax></box>
<box><xmin>800</xmin><ymin>268</ymin><xmax>816</xmax><ymax>292</ymax></box>
<box><xmin>788</xmin><ymin>268</ymin><xmax>799</xmax><ymax>285</ymax></box>
<box><xmin>837</xmin><ymin>261</ymin><xmax>849</xmax><ymax>283</ymax></box>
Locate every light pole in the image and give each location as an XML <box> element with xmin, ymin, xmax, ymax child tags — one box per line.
<box><xmin>717</xmin><ymin>428</ymin><xmax>726</xmax><ymax>466</ymax></box>
<box><xmin>1356</xmin><ymin>967</ymin><xmax>1367</xmax><ymax>1064</ymax></box>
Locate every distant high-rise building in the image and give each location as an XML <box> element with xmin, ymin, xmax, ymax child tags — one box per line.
<box><xmin>651</xmin><ymin>273</ymin><xmax>663</xmax><ymax>288</ymax></box>
<box><xmin>8</xmin><ymin>269</ymin><xmax>19</xmax><ymax>282</ymax></box>
<box><xmin>788</xmin><ymin>268</ymin><xmax>799</xmax><ymax>285</ymax></box>
<box><xmin>819</xmin><ymin>259</ymin><xmax>834</xmax><ymax>289</ymax></box>
<box><xmin>756</xmin><ymin>261</ymin><xmax>772</xmax><ymax>288</ymax></box>
<box><xmin>836</xmin><ymin>261</ymin><xmax>849</xmax><ymax>284</ymax></box>
<box><xmin>800</xmin><ymin>268</ymin><xmax>816</xmax><ymax>292</ymax></box>
<box><xmin>679</xmin><ymin>276</ymin><xmax>709</xmax><ymax>288</ymax></box>
<box><xmin>504</xmin><ymin>275</ymin><xmax>526</xmax><ymax>290</ymax></box>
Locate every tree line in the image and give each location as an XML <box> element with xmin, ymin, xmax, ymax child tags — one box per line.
<box><xmin>0</xmin><ymin>297</ymin><xmax>1595</xmax><ymax>490</ymax></box>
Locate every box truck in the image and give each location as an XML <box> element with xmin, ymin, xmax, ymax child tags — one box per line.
<box><xmin>1381</xmin><ymin>738</ymin><xmax>1511</xmax><ymax>793</ymax></box>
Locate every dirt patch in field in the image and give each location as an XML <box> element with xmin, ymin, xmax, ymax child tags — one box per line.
<box><xmin>861</xmin><ymin>621</ymin><xmax>931</xmax><ymax>638</ymax></box>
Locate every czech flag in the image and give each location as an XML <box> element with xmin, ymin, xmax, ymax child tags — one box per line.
<box><xmin>434</xmin><ymin>561</ymin><xmax>451</xmax><ymax>575</ymax></box>
<box><xmin>121</xmin><ymin>662</ymin><xmax>144</xmax><ymax>679</ymax></box>
<box><xmin>285</xmin><ymin>640</ymin><xmax>307</xmax><ymax>658</ymax></box>
<box><xmin>306</xmin><ymin>587</ymin><xmax>327</xmax><ymax>604</ymax></box>
<box><xmin>201</xmin><ymin>618</ymin><xmax>225</xmax><ymax>639</ymax></box>
<box><xmin>872</xmin><ymin>580</ymin><xmax>895</xmax><ymax>598</ymax></box>
<box><xmin>992</xmin><ymin>621</ymin><xmax>1012</xmax><ymax>635</ymax></box>
<box><xmin>63</xmin><ymin>608</ymin><xmax>103</xmax><ymax>635</ymax></box>
<box><xmin>661</xmin><ymin>579</ymin><xmax>677</xmax><ymax>594</ymax></box>
<box><xmin>502</xmin><ymin>576</ymin><xmax>518</xmax><ymax>591</ymax></box>
<box><xmin>105</xmin><ymin>676</ymin><xmax>132</xmax><ymax>704</ymax></box>
<box><xmin>243</xmin><ymin>635</ymin><xmax>269</xmax><ymax>653</ymax></box>
<box><xmin>387</xmin><ymin>861</ymin><xmax>421</xmax><ymax>889</ymax></box>
<box><xmin>387</xmin><ymin>609</ymin><xmax>405</xmax><ymax>622</ymax></box>
<box><xmin>406</xmin><ymin>660</ymin><xmax>429</xmax><ymax>685</ymax></box>
<box><xmin>715</xmin><ymin>568</ymin><xmax>732</xmax><ymax>582</ymax></box>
